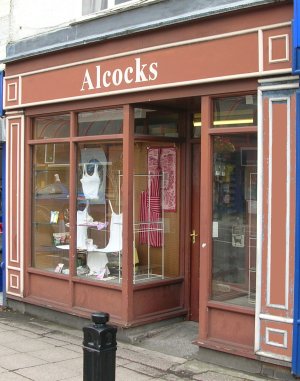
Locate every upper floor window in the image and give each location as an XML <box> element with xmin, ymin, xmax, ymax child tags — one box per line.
<box><xmin>82</xmin><ymin>0</ymin><xmax>134</xmax><ymax>15</ymax></box>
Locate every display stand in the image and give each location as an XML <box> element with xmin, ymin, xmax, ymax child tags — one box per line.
<box><xmin>133</xmin><ymin>172</ymin><xmax>165</xmax><ymax>284</ymax></box>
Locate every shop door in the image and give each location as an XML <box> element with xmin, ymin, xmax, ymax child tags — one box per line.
<box><xmin>190</xmin><ymin>143</ymin><xmax>200</xmax><ymax>321</ymax></box>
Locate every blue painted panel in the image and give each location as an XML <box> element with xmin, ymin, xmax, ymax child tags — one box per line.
<box><xmin>292</xmin><ymin>90</ymin><xmax>300</xmax><ymax>376</ymax></box>
<box><xmin>293</xmin><ymin>0</ymin><xmax>300</xmax><ymax>73</ymax></box>
<box><xmin>0</xmin><ymin>72</ymin><xmax>3</xmax><ymax>117</ymax></box>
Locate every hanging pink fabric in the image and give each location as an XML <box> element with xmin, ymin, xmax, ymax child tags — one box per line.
<box><xmin>139</xmin><ymin>170</ymin><xmax>163</xmax><ymax>247</ymax></box>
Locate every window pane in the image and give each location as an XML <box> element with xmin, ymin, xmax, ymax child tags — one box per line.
<box><xmin>192</xmin><ymin>112</ymin><xmax>201</xmax><ymax>138</ymax></box>
<box><xmin>211</xmin><ymin>134</ymin><xmax>257</xmax><ymax>307</ymax></box>
<box><xmin>213</xmin><ymin>95</ymin><xmax>257</xmax><ymax>128</ymax></box>
<box><xmin>32</xmin><ymin>143</ymin><xmax>70</xmax><ymax>272</ymax></box>
<box><xmin>134</xmin><ymin>108</ymin><xmax>179</xmax><ymax>137</ymax></box>
<box><xmin>115</xmin><ymin>0</ymin><xmax>132</xmax><ymax>4</ymax></box>
<box><xmin>76</xmin><ymin>142</ymin><xmax>123</xmax><ymax>283</ymax></box>
<box><xmin>78</xmin><ymin>109</ymin><xmax>123</xmax><ymax>136</ymax></box>
<box><xmin>133</xmin><ymin>141</ymin><xmax>180</xmax><ymax>284</ymax></box>
<box><xmin>33</xmin><ymin>114</ymin><xmax>70</xmax><ymax>139</ymax></box>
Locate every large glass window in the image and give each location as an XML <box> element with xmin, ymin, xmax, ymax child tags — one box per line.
<box><xmin>75</xmin><ymin>142</ymin><xmax>123</xmax><ymax>282</ymax></box>
<box><xmin>32</xmin><ymin>143</ymin><xmax>70</xmax><ymax>271</ymax></box>
<box><xmin>33</xmin><ymin>115</ymin><xmax>70</xmax><ymax>139</ymax></box>
<box><xmin>31</xmin><ymin>109</ymin><xmax>124</xmax><ymax>282</ymax></box>
<box><xmin>133</xmin><ymin>107</ymin><xmax>181</xmax><ymax>283</ymax></box>
<box><xmin>211</xmin><ymin>134</ymin><xmax>257</xmax><ymax>307</ymax></box>
<box><xmin>78</xmin><ymin>109</ymin><xmax>123</xmax><ymax>136</ymax></box>
<box><xmin>134</xmin><ymin>108</ymin><xmax>179</xmax><ymax>137</ymax></box>
<box><xmin>213</xmin><ymin>95</ymin><xmax>257</xmax><ymax>128</ymax></box>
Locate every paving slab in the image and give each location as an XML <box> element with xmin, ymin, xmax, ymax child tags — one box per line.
<box><xmin>0</xmin><ymin>372</ymin><xmax>32</xmax><ymax>381</ymax></box>
<box><xmin>124</xmin><ymin>361</ymin><xmax>166</xmax><ymax>378</ymax></box>
<box><xmin>16</xmin><ymin>362</ymin><xmax>82</xmax><ymax>381</ymax></box>
<box><xmin>116</xmin><ymin>366</ymin><xmax>153</xmax><ymax>380</ymax></box>
<box><xmin>3</xmin><ymin>337</ymin><xmax>55</xmax><ymax>353</ymax></box>
<box><xmin>0</xmin><ymin>352</ymin><xmax>47</xmax><ymax>371</ymax></box>
<box><xmin>30</xmin><ymin>346</ymin><xmax>81</xmax><ymax>362</ymax></box>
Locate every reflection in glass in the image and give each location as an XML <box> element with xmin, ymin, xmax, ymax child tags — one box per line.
<box><xmin>213</xmin><ymin>95</ymin><xmax>257</xmax><ymax>128</ymax></box>
<box><xmin>192</xmin><ymin>113</ymin><xmax>201</xmax><ymax>138</ymax></box>
<box><xmin>78</xmin><ymin>109</ymin><xmax>123</xmax><ymax>136</ymax></box>
<box><xmin>33</xmin><ymin>114</ymin><xmax>70</xmax><ymax>139</ymax></box>
<box><xmin>211</xmin><ymin>134</ymin><xmax>257</xmax><ymax>307</ymax></box>
<box><xmin>76</xmin><ymin>143</ymin><xmax>123</xmax><ymax>283</ymax></box>
<box><xmin>32</xmin><ymin>143</ymin><xmax>70</xmax><ymax>273</ymax></box>
<box><xmin>134</xmin><ymin>108</ymin><xmax>179</xmax><ymax>137</ymax></box>
<box><xmin>133</xmin><ymin>141</ymin><xmax>180</xmax><ymax>284</ymax></box>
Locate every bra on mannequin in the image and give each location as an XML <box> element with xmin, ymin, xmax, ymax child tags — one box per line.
<box><xmin>80</xmin><ymin>164</ymin><xmax>100</xmax><ymax>200</ymax></box>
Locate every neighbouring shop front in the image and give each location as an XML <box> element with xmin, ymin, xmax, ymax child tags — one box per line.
<box><xmin>3</xmin><ymin>1</ymin><xmax>297</xmax><ymax>368</ymax></box>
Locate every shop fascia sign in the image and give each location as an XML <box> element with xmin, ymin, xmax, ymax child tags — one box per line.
<box><xmin>80</xmin><ymin>57</ymin><xmax>158</xmax><ymax>91</ymax></box>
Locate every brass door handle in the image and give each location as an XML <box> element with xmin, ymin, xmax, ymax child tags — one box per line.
<box><xmin>190</xmin><ymin>229</ymin><xmax>199</xmax><ymax>244</ymax></box>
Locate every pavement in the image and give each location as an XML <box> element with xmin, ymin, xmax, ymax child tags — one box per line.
<box><xmin>0</xmin><ymin>308</ymin><xmax>294</xmax><ymax>381</ymax></box>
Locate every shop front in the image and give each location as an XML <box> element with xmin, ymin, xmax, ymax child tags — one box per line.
<box><xmin>3</xmin><ymin>1</ymin><xmax>297</xmax><ymax>365</ymax></box>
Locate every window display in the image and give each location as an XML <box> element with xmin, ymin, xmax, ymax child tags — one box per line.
<box><xmin>211</xmin><ymin>134</ymin><xmax>257</xmax><ymax>307</ymax></box>
<box><xmin>31</xmin><ymin>108</ymin><xmax>181</xmax><ymax>285</ymax></box>
<box><xmin>75</xmin><ymin>142</ymin><xmax>123</xmax><ymax>282</ymax></box>
<box><xmin>32</xmin><ymin>143</ymin><xmax>70</xmax><ymax>272</ymax></box>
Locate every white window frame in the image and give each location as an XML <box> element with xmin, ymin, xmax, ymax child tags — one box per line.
<box><xmin>81</xmin><ymin>0</ymin><xmax>163</xmax><ymax>19</ymax></box>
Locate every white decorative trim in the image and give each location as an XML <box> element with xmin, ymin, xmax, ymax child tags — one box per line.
<box><xmin>7</xmin><ymin>83</ymin><xmax>17</xmax><ymax>101</ymax></box>
<box><xmin>255</xmin><ymin>88</ymin><xmax>263</xmax><ymax>352</ymax></box>
<box><xmin>259</xmin><ymin>313</ymin><xmax>293</xmax><ymax>324</ymax></box>
<box><xmin>4</xmin><ymin>22</ymin><xmax>291</xmax><ymax>80</ymax></box>
<box><xmin>5</xmin><ymin>115</ymin><xmax>24</xmax><ymax>298</ymax></box>
<box><xmin>266</xmin><ymin>327</ymin><xmax>288</xmax><ymax>348</ymax></box>
<box><xmin>258</xmin><ymin>75</ymin><xmax>299</xmax><ymax>83</ymax></box>
<box><xmin>258</xmin><ymin>29</ymin><xmax>264</xmax><ymax>73</ymax></box>
<box><xmin>9</xmin><ymin>122</ymin><xmax>20</xmax><ymax>264</ymax></box>
<box><xmin>9</xmin><ymin>273</ymin><xmax>19</xmax><ymax>290</ymax></box>
<box><xmin>4</xmin><ymin>69</ymin><xmax>292</xmax><ymax>110</ymax></box>
<box><xmin>256</xmin><ymin>350</ymin><xmax>291</xmax><ymax>362</ymax></box>
<box><xmin>258</xmin><ymin>84</ymin><xmax>299</xmax><ymax>91</ymax></box>
<box><xmin>268</xmin><ymin>35</ymin><xmax>289</xmax><ymax>63</ymax></box>
<box><xmin>19</xmin><ymin>76</ymin><xmax>22</xmax><ymax>106</ymax></box>
<box><xmin>7</xmin><ymin>265</ymin><xmax>22</xmax><ymax>271</ymax></box>
<box><xmin>266</xmin><ymin>97</ymin><xmax>290</xmax><ymax>310</ymax></box>
<box><xmin>20</xmin><ymin>114</ymin><xmax>24</xmax><ymax>296</ymax></box>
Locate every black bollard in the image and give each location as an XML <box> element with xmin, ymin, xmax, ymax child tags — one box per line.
<box><xmin>83</xmin><ymin>312</ymin><xmax>117</xmax><ymax>381</ymax></box>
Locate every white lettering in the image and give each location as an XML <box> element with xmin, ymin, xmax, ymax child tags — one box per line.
<box><xmin>149</xmin><ymin>62</ymin><xmax>158</xmax><ymax>81</ymax></box>
<box><xmin>124</xmin><ymin>66</ymin><xmax>134</xmax><ymax>84</ymax></box>
<box><xmin>80</xmin><ymin>58</ymin><xmax>159</xmax><ymax>92</ymax></box>
<box><xmin>112</xmin><ymin>69</ymin><xmax>123</xmax><ymax>86</ymax></box>
<box><xmin>103</xmin><ymin>70</ymin><xmax>111</xmax><ymax>87</ymax></box>
<box><xmin>81</xmin><ymin>69</ymin><xmax>94</xmax><ymax>91</ymax></box>
<box><xmin>135</xmin><ymin>58</ymin><xmax>148</xmax><ymax>83</ymax></box>
<box><xmin>96</xmin><ymin>65</ymin><xmax>101</xmax><ymax>88</ymax></box>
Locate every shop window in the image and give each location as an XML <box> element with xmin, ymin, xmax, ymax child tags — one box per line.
<box><xmin>75</xmin><ymin>142</ymin><xmax>123</xmax><ymax>282</ymax></box>
<box><xmin>134</xmin><ymin>108</ymin><xmax>179</xmax><ymax>137</ymax></box>
<box><xmin>78</xmin><ymin>109</ymin><xmax>123</xmax><ymax>136</ymax></box>
<box><xmin>192</xmin><ymin>112</ymin><xmax>201</xmax><ymax>138</ymax></box>
<box><xmin>211</xmin><ymin>134</ymin><xmax>257</xmax><ymax>307</ymax></box>
<box><xmin>32</xmin><ymin>143</ymin><xmax>70</xmax><ymax>271</ymax></box>
<box><xmin>133</xmin><ymin>107</ymin><xmax>180</xmax><ymax>283</ymax></box>
<box><xmin>33</xmin><ymin>115</ymin><xmax>70</xmax><ymax>139</ymax></box>
<box><xmin>31</xmin><ymin>109</ymin><xmax>124</xmax><ymax>281</ymax></box>
<box><xmin>213</xmin><ymin>95</ymin><xmax>257</xmax><ymax>128</ymax></box>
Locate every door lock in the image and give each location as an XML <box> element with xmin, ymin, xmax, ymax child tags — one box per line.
<box><xmin>190</xmin><ymin>229</ymin><xmax>199</xmax><ymax>244</ymax></box>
